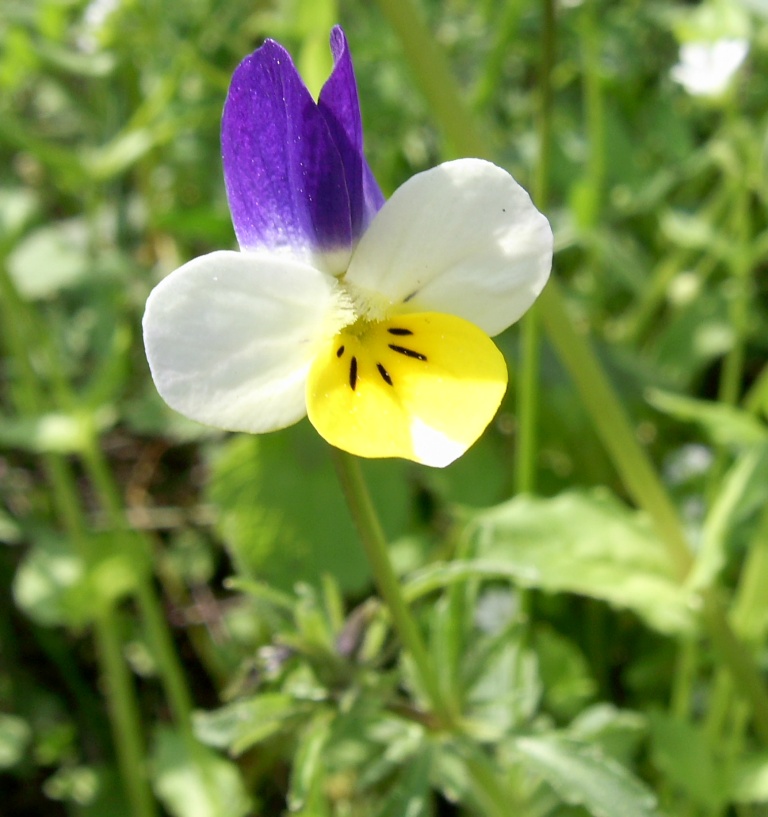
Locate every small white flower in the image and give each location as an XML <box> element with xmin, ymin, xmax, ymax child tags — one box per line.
<box><xmin>671</xmin><ymin>38</ymin><xmax>748</xmax><ymax>97</ymax></box>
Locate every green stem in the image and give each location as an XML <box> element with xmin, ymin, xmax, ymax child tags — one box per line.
<box><xmin>81</xmin><ymin>440</ymin><xmax>197</xmax><ymax>729</ymax></box>
<box><xmin>331</xmin><ymin>448</ymin><xmax>455</xmax><ymax>725</ymax></box>
<box><xmin>670</xmin><ymin>639</ymin><xmax>698</xmax><ymax>720</ymax></box>
<box><xmin>514</xmin><ymin>0</ymin><xmax>555</xmax><ymax>496</ymax></box>
<box><xmin>80</xmin><ymin>438</ymin><xmax>226</xmax><ymax>813</ymax></box>
<box><xmin>373</xmin><ymin>0</ymin><xmax>486</xmax><ymax>158</ymax></box>
<box><xmin>473</xmin><ymin>1</ymin><xmax>524</xmax><ymax>110</ymax></box>
<box><xmin>718</xmin><ymin>112</ymin><xmax>752</xmax><ymax>410</ymax></box>
<box><xmin>701</xmin><ymin>590</ymin><xmax>768</xmax><ymax>745</ymax></box>
<box><xmin>95</xmin><ymin>606</ymin><xmax>158</xmax><ymax>817</ymax></box>
<box><xmin>577</xmin><ymin>0</ymin><xmax>605</xmax><ymax>231</ymax></box>
<box><xmin>538</xmin><ymin>281</ymin><xmax>693</xmax><ymax>578</ymax></box>
<box><xmin>0</xmin><ymin>266</ymin><xmax>157</xmax><ymax>817</ymax></box>
<box><xmin>743</xmin><ymin>362</ymin><xmax>768</xmax><ymax>414</ymax></box>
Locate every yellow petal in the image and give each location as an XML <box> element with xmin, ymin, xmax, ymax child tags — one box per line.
<box><xmin>306</xmin><ymin>312</ymin><xmax>508</xmax><ymax>467</ymax></box>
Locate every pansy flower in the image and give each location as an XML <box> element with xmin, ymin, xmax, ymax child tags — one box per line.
<box><xmin>143</xmin><ymin>27</ymin><xmax>552</xmax><ymax>467</ymax></box>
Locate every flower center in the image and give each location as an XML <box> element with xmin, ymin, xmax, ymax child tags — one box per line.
<box><xmin>337</xmin><ymin>278</ymin><xmax>392</xmax><ymax>324</ymax></box>
<box><xmin>333</xmin><ymin>320</ymin><xmax>428</xmax><ymax>392</ymax></box>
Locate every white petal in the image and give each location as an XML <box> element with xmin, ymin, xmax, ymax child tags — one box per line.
<box><xmin>345</xmin><ymin>159</ymin><xmax>553</xmax><ymax>336</ymax></box>
<box><xmin>143</xmin><ymin>251</ymin><xmax>344</xmax><ymax>433</ymax></box>
<box><xmin>672</xmin><ymin>39</ymin><xmax>748</xmax><ymax>96</ymax></box>
<box><xmin>410</xmin><ymin>418</ymin><xmax>467</xmax><ymax>468</ymax></box>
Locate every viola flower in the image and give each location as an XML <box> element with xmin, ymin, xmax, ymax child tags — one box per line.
<box><xmin>143</xmin><ymin>27</ymin><xmax>552</xmax><ymax>467</ymax></box>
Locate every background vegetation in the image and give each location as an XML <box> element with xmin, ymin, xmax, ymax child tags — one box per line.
<box><xmin>2</xmin><ymin>0</ymin><xmax>768</xmax><ymax>814</ymax></box>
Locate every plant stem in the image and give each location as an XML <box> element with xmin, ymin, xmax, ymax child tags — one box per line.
<box><xmin>373</xmin><ymin>0</ymin><xmax>486</xmax><ymax>158</ymax></box>
<box><xmin>95</xmin><ymin>606</ymin><xmax>159</xmax><ymax>817</ymax></box>
<box><xmin>81</xmin><ymin>441</ymin><xmax>196</xmax><ymax>725</ymax></box>
<box><xmin>331</xmin><ymin>448</ymin><xmax>455</xmax><ymax>725</ymax></box>
<box><xmin>538</xmin><ymin>282</ymin><xmax>693</xmax><ymax>578</ymax></box>
<box><xmin>701</xmin><ymin>590</ymin><xmax>768</xmax><ymax>744</ymax></box>
<box><xmin>577</xmin><ymin>0</ymin><xmax>605</xmax><ymax>231</ymax></box>
<box><xmin>514</xmin><ymin>0</ymin><xmax>555</xmax><ymax>496</ymax></box>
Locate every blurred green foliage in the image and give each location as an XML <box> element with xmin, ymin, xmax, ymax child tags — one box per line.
<box><xmin>2</xmin><ymin>0</ymin><xmax>768</xmax><ymax>815</ymax></box>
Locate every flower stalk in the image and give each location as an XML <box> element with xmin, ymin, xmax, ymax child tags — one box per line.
<box><xmin>331</xmin><ymin>448</ymin><xmax>456</xmax><ymax>726</ymax></box>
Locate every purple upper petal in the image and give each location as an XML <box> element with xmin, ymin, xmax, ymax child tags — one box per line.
<box><xmin>221</xmin><ymin>29</ymin><xmax>384</xmax><ymax>258</ymax></box>
<box><xmin>318</xmin><ymin>27</ymin><xmax>385</xmax><ymax>235</ymax></box>
<box><xmin>222</xmin><ymin>39</ymin><xmax>352</xmax><ymax>254</ymax></box>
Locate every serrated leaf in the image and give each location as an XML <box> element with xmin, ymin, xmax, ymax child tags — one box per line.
<box><xmin>466</xmin><ymin>490</ymin><xmax>695</xmax><ymax>635</ymax></box>
<box><xmin>513</xmin><ymin>734</ymin><xmax>659</xmax><ymax>817</ymax></box>
<box><xmin>150</xmin><ymin>726</ymin><xmax>251</xmax><ymax>817</ymax></box>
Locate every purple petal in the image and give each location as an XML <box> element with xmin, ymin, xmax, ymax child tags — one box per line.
<box><xmin>318</xmin><ymin>26</ymin><xmax>385</xmax><ymax>236</ymax></box>
<box><xmin>222</xmin><ymin>40</ymin><xmax>353</xmax><ymax>255</ymax></box>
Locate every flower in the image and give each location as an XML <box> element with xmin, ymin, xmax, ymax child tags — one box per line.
<box><xmin>671</xmin><ymin>38</ymin><xmax>748</xmax><ymax>97</ymax></box>
<box><xmin>143</xmin><ymin>27</ymin><xmax>552</xmax><ymax>467</ymax></box>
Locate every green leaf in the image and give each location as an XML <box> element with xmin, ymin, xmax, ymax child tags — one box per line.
<box><xmin>374</xmin><ymin>745</ymin><xmax>433</xmax><ymax>817</ymax></box>
<box><xmin>207</xmin><ymin>428</ymin><xmax>408</xmax><ymax>593</ymax></box>
<box><xmin>0</xmin><ymin>409</ymin><xmax>114</xmax><ymax>454</ymax></box>
<box><xmin>466</xmin><ymin>490</ymin><xmax>695</xmax><ymax>635</ymax></box>
<box><xmin>150</xmin><ymin>727</ymin><xmax>252</xmax><ymax>817</ymax></box>
<box><xmin>0</xmin><ymin>713</ymin><xmax>32</xmax><ymax>769</ymax></box>
<box><xmin>193</xmin><ymin>694</ymin><xmax>315</xmax><ymax>756</ymax></box>
<box><xmin>730</xmin><ymin>751</ymin><xmax>768</xmax><ymax>803</ymax></box>
<box><xmin>648</xmin><ymin>710</ymin><xmax>728</xmax><ymax>808</ymax></box>
<box><xmin>288</xmin><ymin>712</ymin><xmax>332</xmax><ymax>813</ymax></box>
<box><xmin>647</xmin><ymin>388</ymin><xmax>767</xmax><ymax>447</ymax></box>
<box><xmin>12</xmin><ymin>532</ymin><xmax>145</xmax><ymax>627</ymax></box>
<box><xmin>513</xmin><ymin>734</ymin><xmax>659</xmax><ymax>817</ymax></box>
<box><xmin>13</xmin><ymin>534</ymin><xmax>90</xmax><ymax>627</ymax></box>
<box><xmin>465</xmin><ymin>629</ymin><xmax>541</xmax><ymax>738</ymax></box>
<box><xmin>43</xmin><ymin>764</ymin><xmax>100</xmax><ymax>806</ymax></box>
<box><xmin>0</xmin><ymin>506</ymin><xmax>22</xmax><ymax>544</ymax></box>
<box><xmin>689</xmin><ymin>445</ymin><xmax>768</xmax><ymax>590</ymax></box>
<box><xmin>0</xmin><ymin>187</ymin><xmax>38</xmax><ymax>243</ymax></box>
<box><xmin>534</xmin><ymin>626</ymin><xmax>597</xmax><ymax>720</ymax></box>
<box><xmin>568</xmin><ymin>705</ymin><xmax>647</xmax><ymax>767</ymax></box>
<box><xmin>647</xmin><ymin>292</ymin><xmax>733</xmax><ymax>388</ymax></box>
<box><xmin>7</xmin><ymin>219</ymin><xmax>92</xmax><ymax>299</ymax></box>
